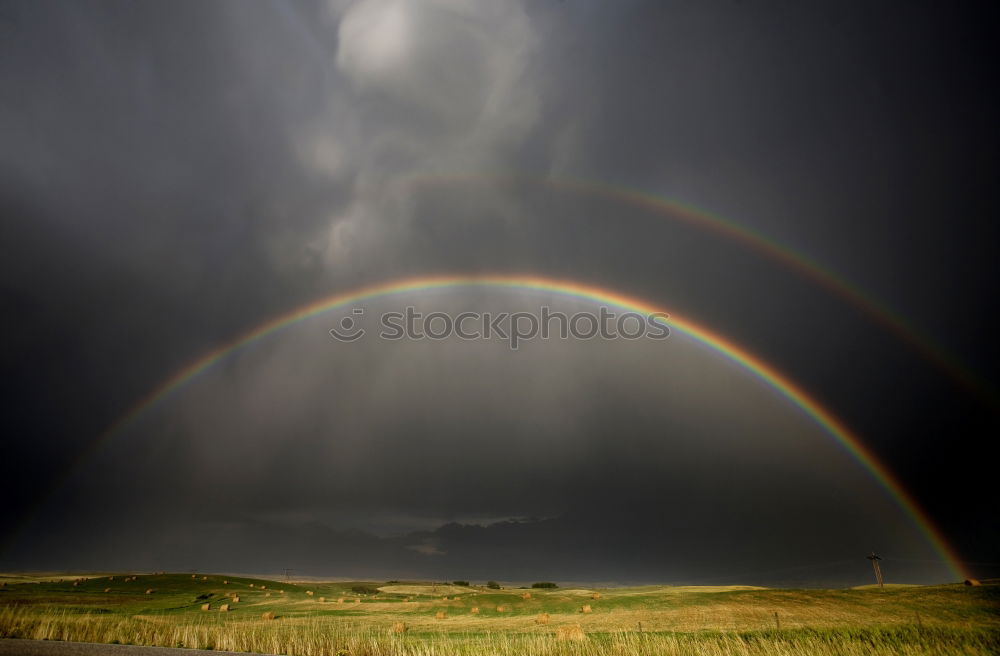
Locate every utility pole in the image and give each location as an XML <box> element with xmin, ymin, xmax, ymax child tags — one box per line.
<box><xmin>283</xmin><ymin>569</ymin><xmax>293</xmax><ymax>581</ymax></box>
<box><xmin>866</xmin><ymin>552</ymin><xmax>884</xmax><ymax>588</ymax></box>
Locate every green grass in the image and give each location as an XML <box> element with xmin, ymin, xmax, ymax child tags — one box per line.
<box><xmin>1</xmin><ymin>573</ymin><xmax>997</xmax><ymax>655</ymax></box>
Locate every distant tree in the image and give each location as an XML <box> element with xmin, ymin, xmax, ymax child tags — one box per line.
<box><xmin>531</xmin><ymin>582</ymin><xmax>558</xmax><ymax>589</ymax></box>
<box><xmin>351</xmin><ymin>585</ymin><xmax>379</xmax><ymax>595</ymax></box>
<box><xmin>486</xmin><ymin>581</ymin><xmax>501</xmax><ymax>589</ymax></box>
<box><xmin>452</xmin><ymin>581</ymin><xmax>470</xmax><ymax>587</ymax></box>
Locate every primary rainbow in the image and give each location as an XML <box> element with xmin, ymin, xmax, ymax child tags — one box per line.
<box><xmin>67</xmin><ymin>274</ymin><xmax>968</xmax><ymax>579</ymax></box>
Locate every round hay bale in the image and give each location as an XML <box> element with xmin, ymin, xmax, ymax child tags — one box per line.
<box><xmin>337</xmin><ymin>597</ymin><xmax>345</xmax><ymax>604</ymax></box>
<box><xmin>496</xmin><ymin>605</ymin><xmax>506</xmax><ymax>612</ymax></box>
<box><xmin>392</xmin><ymin>622</ymin><xmax>408</xmax><ymax>633</ymax></box>
<box><xmin>591</xmin><ymin>592</ymin><xmax>601</xmax><ymax>599</ymax></box>
<box><xmin>581</xmin><ymin>604</ymin><xmax>592</xmax><ymax>614</ymax></box>
<box><xmin>232</xmin><ymin>595</ymin><xmax>240</xmax><ymax>603</ymax></box>
<box><xmin>965</xmin><ymin>579</ymin><xmax>982</xmax><ymax>586</ymax></box>
<box><xmin>305</xmin><ymin>590</ymin><xmax>313</xmax><ymax>596</ymax></box>
<box><xmin>318</xmin><ymin>596</ymin><xmax>325</xmax><ymax>603</ymax></box>
<box><xmin>435</xmin><ymin>611</ymin><xmax>447</xmax><ymax>619</ymax></box>
<box><xmin>535</xmin><ymin>613</ymin><xmax>550</xmax><ymax>624</ymax></box>
<box><xmin>103</xmin><ymin>588</ymin><xmax>111</xmax><ymax>593</ymax></box>
<box><xmin>145</xmin><ymin>589</ymin><xmax>154</xmax><ymax>595</ymax></box>
<box><xmin>261</xmin><ymin>611</ymin><xmax>275</xmax><ymax>621</ymax></box>
<box><xmin>471</xmin><ymin>607</ymin><xmax>480</xmax><ymax>614</ymax></box>
<box><xmin>202</xmin><ymin>576</ymin><xmax>207</xmax><ymax>581</ymax></box>
<box><xmin>223</xmin><ymin>581</ymin><xmax>228</xmax><ymax>585</ymax></box>
<box><xmin>219</xmin><ymin>604</ymin><xmax>230</xmax><ymax>612</ymax></box>
<box><xmin>354</xmin><ymin>598</ymin><xmax>361</xmax><ymax>604</ymax></box>
<box><xmin>522</xmin><ymin>592</ymin><xmax>531</xmax><ymax>599</ymax></box>
<box><xmin>557</xmin><ymin>625</ymin><xmax>586</xmax><ymax>641</ymax></box>
<box><xmin>201</xmin><ymin>603</ymin><xmax>210</xmax><ymax>611</ymax></box>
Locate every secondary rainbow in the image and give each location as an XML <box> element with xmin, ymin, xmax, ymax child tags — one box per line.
<box><xmin>69</xmin><ymin>274</ymin><xmax>969</xmax><ymax>579</ymax></box>
<box><xmin>406</xmin><ymin>173</ymin><xmax>995</xmax><ymax>402</ymax></box>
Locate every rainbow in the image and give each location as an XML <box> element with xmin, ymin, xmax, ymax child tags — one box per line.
<box><xmin>55</xmin><ymin>274</ymin><xmax>967</xmax><ymax>579</ymax></box>
<box><xmin>406</xmin><ymin>173</ymin><xmax>995</xmax><ymax>403</ymax></box>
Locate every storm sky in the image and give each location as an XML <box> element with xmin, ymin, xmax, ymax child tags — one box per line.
<box><xmin>1</xmin><ymin>1</ymin><xmax>997</xmax><ymax>586</ymax></box>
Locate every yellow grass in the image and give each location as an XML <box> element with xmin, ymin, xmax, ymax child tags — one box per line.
<box><xmin>379</xmin><ymin>584</ymin><xmax>476</xmax><ymax>597</ymax></box>
<box><xmin>0</xmin><ymin>575</ymin><xmax>996</xmax><ymax>656</ymax></box>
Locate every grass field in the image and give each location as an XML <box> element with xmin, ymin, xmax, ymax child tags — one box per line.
<box><xmin>1</xmin><ymin>573</ymin><xmax>997</xmax><ymax>655</ymax></box>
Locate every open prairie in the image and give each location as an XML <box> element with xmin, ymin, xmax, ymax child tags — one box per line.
<box><xmin>1</xmin><ymin>573</ymin><xmax>997</xmax><ymax>655</ymax></box>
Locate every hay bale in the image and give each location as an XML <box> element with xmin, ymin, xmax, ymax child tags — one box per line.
<box><xmin>965</xmin><ymin>579</ymin><xmax>982</xmax><ymax>586</ymax></box>
<box><xmin>103</xmin><ymin>588</ymin><xmax>110</xmax><ymax>593</ymax></box>
<box><xmin>392</xmin><ymin>622</ymin><xmax>408</xmax><ymax>633</ymax></box>
<box><xmin>337</xmin><ymin>597</ymin><xmax>345</xmax><ymax>604</ymax></box>
<box><xmin>318</xmin><ymin>596</ymin><xmax>325</xmax><ymax>603</ymax></box>
<box><xmin>261</xmin><ymin>612</ymin><xmax>275</xmax><ymax>621</ymax></box>
<box><xmin>191</xmin><ymin>574</ymin><xmax>197</xmax><ymax>579</ymax></box>
<box><xmin>249</xmin><ymin>584</ymin><xmax>255</xmax><ymax>588</ymax></box>
<box><xmin>496</xmin><ymin>605</ymin><xmax>506</xmax><ymax>612</ymax></box>
<box><xmin>201</xmin><ymin>603</ymin><xmax>210</xmax><ymax>611</ymax></box>
<box><xmin>435</xmin><ymin>611</ymin><xmax>447</xmax><ymax>619</ymax></box>
<box><xmin>265</xmin><ymin>592</ymin><xmax>271</xmax><ymax>597</ymax></box>
<box><xmin>591</xmin><ymin>592</ymin><xmax>601</xmax><ymax>600</ymax></box>
<box><xmin>223</xmin><ymin>581</ymin><xmax>228</xmax><ymax>585</ymax></box>
<box><xmin>279</xmin><ymin>590</ymin><xmax>284</xmax><ymax>593</ymax></box>
<box><xmin>522</xmin><ymin>592</ymin><xmax>531</xmax><ymax>599</ymax></box>
<box><xmin>219</xmin><ymin>604</ymin><xmax>230</xmax><ymax>612</ymax></box>
<box><xmin>145</xmin><ymin>589</ymin><xmax>154</xmax><ymax>594</ymax></box>
<box><xmin>581</xmin><ymin>604</ymin><xmax>592</xmax><ymax>614</ymax></box>
<box><xmin>305</xmin><ymin>590</ymin><xmax>313</xmax><ymax>596</ymax></box>
<box><xmin>471</xmin><ymin>607</ymin><xmax>480</xmax><ymax>614</ymax></box>
<box><xmin>260</xmin><ymin>585</ymin><xmax>266</xmax><ymax>589</ymax></box>
<box><xmin>232</xmin><ymin>595</ymin><xmax>240</xmax><ymax>603</ymax></box>
<box><xmin>202</xmin><ymin>576</ymin><xmax>207</xmax><ymax>581</ymax></box>
<box><xmin>72</xmin><ymin>581</ymin><xmax>78</xmax><ymax>587</ymax></box>
<box><xmin>354</xmin><ymin>598</ymin><xmax>361</xmax><ymax>605</ymax></box>
<box><xmin>535</xmin><ymin>613</ymin><xmax>550</xmax><ymax>624</ymax></box>
<box><xmin>557</xmin><ymin>625</ymin><xmax>586</xmax><ymax>642</ymax></box>
<box><xmin>109</xmin><ymin>577</ymin><xmax>114</xmax><ymax>581</ymax></box>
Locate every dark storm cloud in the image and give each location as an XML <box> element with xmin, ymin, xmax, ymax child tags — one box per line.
<box><xmin>2</xmin><ymin>0</ymin><xmax>997</xmax><ymax>583</ymax></box>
